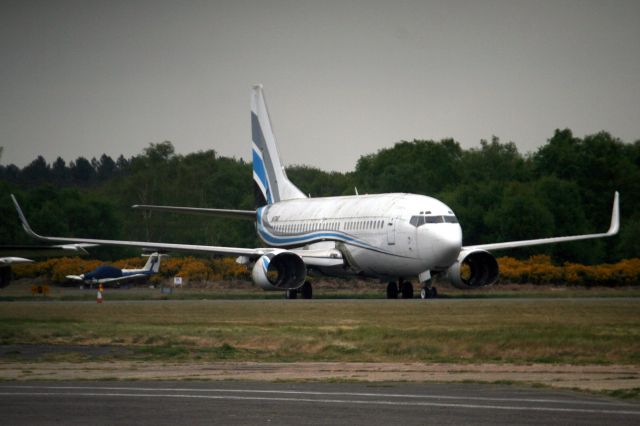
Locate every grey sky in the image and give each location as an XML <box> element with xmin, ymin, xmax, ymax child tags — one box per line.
<box><xmin>1</xmin><ymin>0</ymin><xmax>638</xmax><ymax>172</ymax></box>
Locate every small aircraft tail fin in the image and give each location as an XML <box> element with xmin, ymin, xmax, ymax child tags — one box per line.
<box><xmin>143</xmin><ymin>252</ymin><xmax>162</xmax><ymax>273</ymax></box>
<box><xmin>251</xmin><ymin>85</ymin><xmax>306</xmax><ymax>207</ymax></box>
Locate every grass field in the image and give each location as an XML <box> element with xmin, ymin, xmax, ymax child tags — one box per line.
<box><xmin>3</xmin><ymin>278</ymin><xmax>640</xmax><ymax>302</ymax></box>
<box><xmin>1</xmin><ymin>297</ymin><xmax>639</xmax><ymax>365</ymax></box>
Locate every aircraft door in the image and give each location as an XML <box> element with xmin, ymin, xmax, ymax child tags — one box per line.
<box><xmin>387</xmin><ymin>218</ymin><xmax>396</xmax><ymax>245</ymax></box>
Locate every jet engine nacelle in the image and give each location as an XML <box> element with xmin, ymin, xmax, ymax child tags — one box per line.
<box><xmin>445</xmin><ymin>249</ymin><xmax>499</xmax><ymax>289</ymax></box>
<box><xmin>252</xmin><ymin>250</ymin><xmax>307</xmax><ymax>291</ymax></box>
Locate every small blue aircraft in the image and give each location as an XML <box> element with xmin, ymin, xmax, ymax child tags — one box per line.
<box><xmin>66</xmin><ymin>252</ymin><xmax>163</xmax><ymax>284</ymax></box>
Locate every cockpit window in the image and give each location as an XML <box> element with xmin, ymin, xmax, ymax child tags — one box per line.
<box><xmin>409</xmin><ymin>215</ymin><xmax>425</xmax><ymax>227</ymax></box>
<box><xmin>410</xmin><ymin>215</ymin><xmax>458</xmax><ymax>227</ymax></box>
<box><xmin>424</xmin><ymin>216</ymin><xmax>444</xmax><ymax>224</ymax></box>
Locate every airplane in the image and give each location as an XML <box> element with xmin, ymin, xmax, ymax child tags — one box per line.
<box><xmin>0</xmin><ymin>244</ymin><xmax>93</xmax><ymax>288</ymax></box>
<box><xmin>65</xmin><ymin>252</ymin><xmax>163</xmax><ymax>285</ymax></box>
<box><xmin>10</xmin><ymin>85</ymin><xmax>620</xmax><ymax>299</ymax></box>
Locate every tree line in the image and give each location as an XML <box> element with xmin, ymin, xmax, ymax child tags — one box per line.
<box><xmin>1</xmin><ymin>129</ymin><xmax>638</xmax><ymax>264</ymax></box>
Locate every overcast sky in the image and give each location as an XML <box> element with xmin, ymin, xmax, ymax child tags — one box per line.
<box><xmin>1</xmin><ymin>0</ymin><xmax>638</xmax><ymax>172</ymax></box>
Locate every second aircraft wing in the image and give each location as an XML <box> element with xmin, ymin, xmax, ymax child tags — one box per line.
<box><xmin>11</xmin><ymin>195</ymin><xmax>270</xmax><ymax>258</ymax></box>
<box><xmin>463</xmin><ymin>192</ymin><xmax>619</xmax><ymax>252</ymax></box>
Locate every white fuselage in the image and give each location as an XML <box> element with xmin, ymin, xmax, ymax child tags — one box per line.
<box><xmin>257</xmin><ymin>193</ymin><xmax>463</xmax><ymax>278</ymax></box>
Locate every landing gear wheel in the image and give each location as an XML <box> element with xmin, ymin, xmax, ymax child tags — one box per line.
<box><xmin>386</xmin><ymin>282</ymin><xmax>398</xmax><ymax>299</ymax></box>
<box><xmin>420</xmin><ymin>288</ymin><xmax>430</xmax><ymax>299</ymax></box>
<box><xmin>286</xmin><ymin>289</ymin><xmax>298</xmax><ymax>299</ymax></box>
<box><xmin>400</xmin><ymin>281</ymin><xmax>414</xmax><ymax>299</ymax></box>
<box><xmin>420</xmin><ymin>286</ymin><xmax>438</xmax><ymax>299</ymax></box>
<box><xmin>300</xmin><ymin>281</ymin><xmax>313</xmax><ymax>299</ymax></box>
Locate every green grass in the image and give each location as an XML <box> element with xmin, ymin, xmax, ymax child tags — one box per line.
<box><xmin>602</xmin><ymin>387</ymin><xmax>640</xmax><ymax>400</ymax></box>
<box><xmin>0</xmin><ymin>298</ymin><xmax>639</xmax><ymax>365</ymax></box>
<box><xmin>2</xmin><ymin>279</ymin><xmax>640</xmax><ymax>302</ymax></box>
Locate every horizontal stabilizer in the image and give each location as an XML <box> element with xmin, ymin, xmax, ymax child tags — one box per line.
<box><xmin>65</xmin><ymin>275</ymin><xmax>84</xmax><ymax>281</ymax></box>
<box><xmin>0</xmin><ymin>244</ymin><xmax>93</xmax><ymax>258</ymax></box>
<box><xmin>0</xmin><ymin>257</ymin><xmax>34</xmax><ymax>265</ymax></box>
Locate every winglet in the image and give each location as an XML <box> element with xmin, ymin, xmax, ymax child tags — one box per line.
<box><xmin>10</xmin><ymin>194</ymin><xmax>42</xmax><ymax>240</ymax></box>
<box><xmin>607</xmin><ymin>191</ymin><xmax>620</xmax><ymax>235</ymax></box>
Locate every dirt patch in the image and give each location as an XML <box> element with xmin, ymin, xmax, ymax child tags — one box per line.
<box><xmin>1</xmin><ymin>361</ymin><xmax>638</xmax><ymax>391</ymax></box>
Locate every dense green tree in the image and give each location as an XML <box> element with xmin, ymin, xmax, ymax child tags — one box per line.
<box><xmin>287</xmin><ymin>166</ymin><xmax>355</xmax><ymax>197</ymax></box>
<box><xmin>460</xmin><ymin>137</ymin><xmax>530</xmax><ymax>183</ymax></box>
<box><xmin>1</xmin><ymin>130</ymin><xmax>638</xmax><ymax>263</ymax></box>
<box><xmin>69</xmin><ymin>157</ymin><xmax>96</xmax><ymax>184</ymax></box>
<box><xmin>354</xmin><ymin>139</ymin><xmax>462</xmax><ymax>194</ymax></box>
<box><xmin>21</xmin><ymin>156</ymin><xmax>50</xmax><ymax>186</ymax></box>
<box><xmin>51</xmin><ymin>157</ymin><xmax>70</xmax><ymax>184</ymax></box>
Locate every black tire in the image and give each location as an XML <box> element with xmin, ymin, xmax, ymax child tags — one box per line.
<box><xmin>430</xmin><ymin>287</ymin><xmax>438</xmax><ymax>299</ymax></box>
<box><xmin>0</xmin><ymin>266</ymin><xmax>11</xmax><ymax>289</ymax></box>
<box><xmin>286</xmin><ymin>289</ymin><xmax>298</xmax><ymax>299</ymax></box>
<box><xmin>386</xmin><ymin>281</ymin><xmax>398</xmax><ymax>299</ymax></box>
<box><xmin>420</xmin><ymin>287</ymin><xmax>431</xmax><ymax>299</ymax></box>
<box><xmin>301</xmin><ymin>281</ymin><xmax>313</xmax><ymax>299</ymax></box>
<box><xmin>401</xmin><ymin>281</ymin><xmax>413</xmax><ymax>299</ymax></box>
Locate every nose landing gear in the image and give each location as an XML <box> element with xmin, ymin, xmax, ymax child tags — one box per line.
<box><xmin>420</xmin><ymin>285</ymin><xmax>438</xmax><ymax>299</ymax></box>
<box><xmin>419</xmin><ymin>270</ymin><xmax>438</xmax><ymax>299</ymax></box>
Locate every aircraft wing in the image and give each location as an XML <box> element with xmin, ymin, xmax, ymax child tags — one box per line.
<box><xmin>98</xmin><ymin>274</ymin><xmax>149</xmax><ymax>284</ymax></box>
<box><xmin>132</xmin><ymin>204</ymin><xmax>256</xmax><ymax>220</ymax></box>
<box><xmin>463</xmin><ymin>192</ymin><xmax>620</xmax><ymax>252</ymax></box>
<box><xmin>11</xmin><ymin>195</ymin><xmax>270</xmax><ymax>258</ymax></box>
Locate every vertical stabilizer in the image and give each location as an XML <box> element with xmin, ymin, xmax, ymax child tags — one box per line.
<box><xmin>251</xmin><ymin>85</ymin><xmax>306</xmax><ymax>206</ymax></box>
<box><xmin>143</xmin><ymin>253</ymin><xmax>161</xmax><ymax>273</ymax></box>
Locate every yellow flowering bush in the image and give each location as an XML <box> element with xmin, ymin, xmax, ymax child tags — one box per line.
<box><xmin>13</xmin><ymin>255</ymin><xmax>638</xmax><ymax>287</ymax></box>
<box><xmin>498</xmin><ymin>256</ymin><xmax>640</xmax><ymax>286</ymax></box>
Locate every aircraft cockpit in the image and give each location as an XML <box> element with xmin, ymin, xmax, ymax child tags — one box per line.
<box><xmin>409</xmin><ymin>214</ymin><xmax>459</xmax><ymax>227</ymax></box>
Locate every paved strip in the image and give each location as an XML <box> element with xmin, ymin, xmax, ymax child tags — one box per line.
<box><xmin>0</xmin><ymin>384</ymin><xmax>632</xmax><ymax>408</ymax></box>
<box><xmin>2</xmin><ymin>391</ymin><xmax>640</xmax><ymax>416</ymax></box>
<box><xmin>2</xmin><ymin>382</ymin><xmax>639</xmax><ymax>426</ymax></box>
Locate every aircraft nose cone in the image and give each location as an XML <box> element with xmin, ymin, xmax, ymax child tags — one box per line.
<box><xmin>434</xmin><ymin>226</ymin><xmax>462</xmax><ymax>267</ymax></box>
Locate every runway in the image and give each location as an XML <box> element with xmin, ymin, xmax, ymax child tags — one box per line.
<box><xmin>1</xmin><ymin>381</ymin><xmax>638</xmax><ymax>425</ymax></box>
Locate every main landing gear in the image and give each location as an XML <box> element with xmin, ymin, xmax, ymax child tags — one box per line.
<box><xmin>386</xmin><ymin>278</ymin><xmax>438</xmax><ymax>300</ymax></box>
<box><xmin>286</xmin><ymin>281</ymin><xmax>313</xmax><ymax>299</ymax></box>
<box><xmin>386</xmin><ymin>280</ymin><xmax>414</xmax><ymax>299</ymax></box>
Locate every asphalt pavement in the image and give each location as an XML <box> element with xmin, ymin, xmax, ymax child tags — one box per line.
<box><xmin>1</xmin><ymin>381</ymin><xmax>639</xmax><ymax>425</ymax></box>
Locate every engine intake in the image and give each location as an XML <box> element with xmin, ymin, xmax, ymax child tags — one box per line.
<box><xmin>446</xmin><ymin>249</ymin><xmax>499</xmax><ymax>289</ymax></box>
<box><xmin>252</xmin><ymin>250</ymin><xmax>307</xmax><ymax>290</ymax></box>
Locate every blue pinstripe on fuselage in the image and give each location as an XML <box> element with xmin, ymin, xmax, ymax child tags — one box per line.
<box><xmin>255</xmin><ymin>206</ymin><xmax>397</xmax><ymax>256</ymax></box>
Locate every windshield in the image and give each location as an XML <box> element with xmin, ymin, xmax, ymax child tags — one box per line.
<box><xmin>409</xmin><ymin>215</ymin><xmax>458</xmax><ymax>227</ymax></box>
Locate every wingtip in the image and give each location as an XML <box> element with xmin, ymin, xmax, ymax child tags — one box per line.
<box><xmin>608</xmin><ymin>191</ymin><xmax>620</xmax><ymax>235</ymax></box>
<box><xmin>10</xmin><ymin>194</ymin><xmax>39</xmax><ymax>238</ymax></box>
